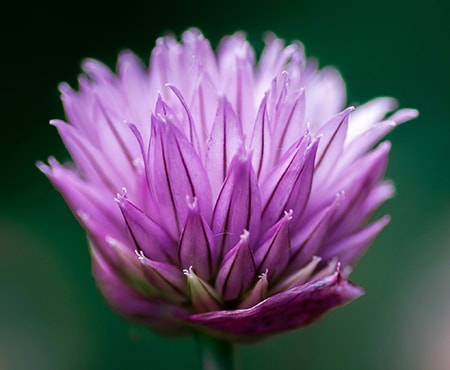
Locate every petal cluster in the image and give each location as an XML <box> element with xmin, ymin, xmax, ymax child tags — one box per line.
<box><xmin>38</xmin><ymin>29</ymin><xmax>418</xmax><ymax>341</ymax></box>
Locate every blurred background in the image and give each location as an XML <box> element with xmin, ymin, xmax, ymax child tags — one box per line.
<box><xmin>1</xmin><ymin>0</ymin><xmax>449</xmax><ymax>369</ymax></box>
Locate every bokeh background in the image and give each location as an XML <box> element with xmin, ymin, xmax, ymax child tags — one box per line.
<box><xmin>1</xmin><ymin>0</ymin><xmax>449</xmax><ymax>369</ymax></box>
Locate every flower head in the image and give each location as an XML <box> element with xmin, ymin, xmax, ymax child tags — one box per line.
<box><xmin>38</xmin><ymin>29</ymin><xmax>418</xmax><ymax>341</ymax></box>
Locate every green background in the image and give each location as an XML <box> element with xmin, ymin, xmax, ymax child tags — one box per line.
<box><xmin>2</xmin><ymin>0</ymin><xmax>449</xmax><ymax>369</ymax></box>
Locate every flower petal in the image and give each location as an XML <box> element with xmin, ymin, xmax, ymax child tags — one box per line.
<box><xmin>326</xmin><ymin>141</ymin><xmax>391</xmax><ymax>240</ymax></box>
<box><xmin>254</xmin><ymin>212</ymin><xmax>291</xmax><ymax>280</ymax></box>
<box><xmin>256</xmin><ymin>34</ymin><xmax>305</xmax><ymax>99</ymax></box>
<box><xmin>217</xmin><ymin>33</ymin><xmax>256</xmax><ymax>138</ymax></box>
<box><xmin>178</xmin><ymin>198</ymin><xmax>216</xmax><ymax>281</ymax></box>
<box><xmin>313</xmin><ymin>107</ymin><xmax>353</xmax><ymax>189</ymax></box>
<box><xmin>50</xmin><ymin>120</ymin><xmax>125</xmax><ymax>193</ymax></box>
<box><xmin>272</xmin><ymin>256</ymin><xmax>322</xmax><ymax>294</ymax></box>
<box><xmin>304</xmin><ymin>67</ymin><xmax>346</xmax><ymax>131</ymax></box>
<box><xmin>238</xmin><ymin>270</ymin><xmax>269</xmax><ymax>309</ymax></box>
<box><xmin>212</xmin><ymin>153</ymin><xmax>262</xmax><ymax>259</ymax></box>
<box><xmin>117</xmin><ymin>50</ymin><xmax>152</xmax><ymax>138</ymax></box>
<box><xmin>249</xmin><ymin>95</ymin><xmax>272</xmax><ymax>180</ymax></box>
<box><xmin>289</xmin><ymin>197</ymin><xmax>339</xmax><ymax>270</ymax></box>
<box><xmin>205</xmin><ymin>97</ymin><xmax>244</xmax><ymax>199</ymax></box>
<box><xmin>266</xmin><ymin>73</ymin><xmax>306</xmax><ymax>160</ymax></box>
<box><xmin>321</xmin><ymin>216</ymin><xmax>391</xmax><ymax>266</ymax></box>
<box><xmin>216</xmin><ymin>230</ymin><xmax>256</xmax><ymax>302</ymax></box>
<box><xmin>137</xmin><ymin>252</ymin><xmax>188</xmax><ymax>304</ymax></box>
<box><xmin>185</xmin><ymin>268</ymin><xmax>363</xmax><ymax>341</ymax></box>
<box><xmin>115</xmin><ymin>191</ymin><xmax>177</xmax><ymax>264</ymax></box>
<box><xmin>37</xmin><ymin>158</ymin><xmax>122</xmax><ymax>234</ymax></box>
<box><xmin>184</xmin><ymin>267</ymin><xmax>221</xmax><ymax>312</ymax></box>
<box><xmin>188</xmin><ymin>72</ymin><xmax>220</xmax><ymax>145</ymax></box>
<box><xmin>92</xmin><ymin>249</ymin><xmax>189</xmax><ymax>336</ymax></box>
<box><xmin>147</xmin><ymin>115</ymin><xmax>212</xmax><ymax>238</ymax></box>
<box><xmin>346</xmin><ymin>97</ymin><xmax>398</xmax><ymax>143</ymax></box>
<box><xmin>260</xmin><ymin>135</ymin><xmax>317</xmax><ymax>230</ymax></box>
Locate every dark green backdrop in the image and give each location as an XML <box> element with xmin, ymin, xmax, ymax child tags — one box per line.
<box><xmin>1</xmin><ymin>0</ymin><xmax>449</xmax><ymax>369</ymax></box>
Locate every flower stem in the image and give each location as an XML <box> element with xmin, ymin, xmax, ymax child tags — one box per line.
<box><xmin>195</xmin><ymin>332</ymin><xmax>235</xmax><ymax>370</ymax></box>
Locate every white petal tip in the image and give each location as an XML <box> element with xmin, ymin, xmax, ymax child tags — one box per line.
<box><xmin>240</xmin><ymin>229</ymin><xmax>250</xmax><ymax>241</ymax></box>
<box><xmin>114</xmin><ymin>187</ymin><xmax>128</xmax><ymax>203</ymax></box>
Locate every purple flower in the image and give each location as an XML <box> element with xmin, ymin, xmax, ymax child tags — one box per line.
<box><xmin>38</xmin><ymin>29</ymin><xmax>418</xmax><ymax>341</ymax></box>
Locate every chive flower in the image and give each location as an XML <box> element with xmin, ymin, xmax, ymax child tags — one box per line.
<box><xmin>38</xmin><ymin>29</ymin><xmax>418</xmax><ymax>342</ymax></box>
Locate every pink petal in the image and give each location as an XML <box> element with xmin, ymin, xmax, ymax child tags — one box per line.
<box><xmin>147</xmin><ymin>115</ymin><xmax>212</xmax><ymax>238</ymax></box>
<box><xmin>178</xmin><ymin>198</ymin><xmax>216</xmax><ymax>280</ymax></box>
<box><xmin>185</xmin><ymin>269</ymin><xmax>363</xmax><ymax>341</ymax></box>
<box><xmin>205</xmin><ymin>97</ymin><xmax>244</xmax><ymax>199</ymax></box>
<box><xmin>260</xmin><ymin>135</ymin><xmax>317</xmax><ymax>230</ymax></box>
<box><xmin>216</xmin><ymin>231</ymin><xmax>256</xmax><ymax>301</ymax></box>
<box><xmin>254</xmin><ymin>212</ymin><xmax>291</xmax><ymax>280</ymax></box>
<box><xmin>116</xmin><ymin>192</ymin><xmax>177</xmax><ymax>263</ymax></box>
<box><xmin>211</xmin><ymin>153</ymin><xmax>262</xmax><ymax>258</ymax></box>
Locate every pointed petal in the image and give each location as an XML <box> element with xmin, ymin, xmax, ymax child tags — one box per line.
<box><xmin>188</xmin><ymin>72</ymin><xmax>220</xmax><ymax>145</ymax></box>
<box><xmin>37</xmin><ymin>158</ymin><xmax>122</xmax><ymax>234</ymax></box>
<box><xmin>50</xmin><ymin>120</ymin><xmax>124</xmax><ymax>193</ymax></box>
<box><xmin>148</xmin><ymin>35</ymin><xmax>185</xmax><ymax>97</ymax></box>
<box><xmin>271</xmin><ymin>89</ymin><xmax>306</xmax><ymax>159</ymax></box>
<box><xmin>289</xmin><ymin>198</ymin><xmax>338</xmax><ymax>270</ymax></box>
<box><xmin>271</xmin><ymin>256</ymin><xmax>321</xmax><ymax>294</ymax></box>
<box><xmin>117</xmin><ymin>50</ymin><xmax>152</xmax><ymax>135</ymax></box>
<box><xmin>212</xmin><ymin>153</ymin><xmax>262</xmax><ymax>258</ymax></box>
<box><xmin>265</xmin><ymin>73</ymin><xmax>307</xmax><ymax>160</ymax></box>
<box><xmin>115</xmin><ymin>191</ymin><xmax>177</xmax><ymax>263</ymax></box>
<box><xmin>81</xmin><ymin>217</ymin><xmax>162</xmax><ymax>300</ymax></box>
<box><xmin>322</xmin><ymin>216</ymin><xmax>391</xmax><ymax>266</ymax></box>
<box><xmin>254</xmin><ymin>212</ymin><xmax>291</xmax><ymax>280</ymax></box>
<box><xmin>178</xmin><ymin>198</ymin><xmax>216</xmax><ymax>281</ymax></box>
<box><xmin>103</xmin><ymin>237</ymin><xmax>155</xmax><ymax>296</ymax></box>
<box><xmin>238</xmin><ymin>270</ymin><xmax>269</xmax><ymax>309</ymax></box>
<box><xmin>388</xmin><ymin>108</ymin><xmax>419</xmax><ymax>123</ymax></box>
<box><xmin>148</xmin><ymin>115</ymin><xmax>212</xmax><ymax>238</ymax></box>
<box><xmin>256</xmin><ymin>34</ymin><xmax>305</xmax><ymax>99</ymax></box>
<box><xmin>260</xmin><ymin>135</ymin><xmax>317</xmax><ymax>230</ymax></box>
<box><xmin>81</xmin><ymin>60</ymin><xmax>140</xmax><ymax>161</ymax></box>
<box><xmin>327</xmin><ymin>142</ymin><xmax>391</xmax><ymax>239</ymax></box>
<box><xmin>79</xmin><ymin>210</ymin><xmax>129</xmax><ymax>272</ymax></box>
<box><xmin>185</xmin><ymin>268</ymin><xmax>363</xmax><ymax>341</ymax></box>
<box><xmin>333</xmin><ymin>180</ymin><xmax>394</xmax><ymax>239</ymax></box>
<box><xmin>337</xmin><ymin>121</ymin><xmax>397</xmax><ymax>172</ymax></box>
<box><xmin>249</xmin><ymin>95</ymin><xmax>272</xmax><ymax>180</ymax></box>
<box><xmin>338</xmin><ymin>107</ymin><xmax>419</xmax><ymax>170</ymax></box>
<box><xmin>150</xmin><ymin>28</ymin><xmax>219</xmax><ymax>104</ymax></box>
<box><xmin>313</xmin><ymin>258</ymin><xmax>340</xmax><ymax>280</ymax></box>
<box><xmin>205</xmin><ymin>97</ymin><xmax>244</xmax><ymax>198</ymax></box>
<box><xmin>305</xmin><ymin>67</ymin><xmax>346</xmax><ymax>130</ymax></box>
<box><xmin>58</xmin><ymin>80</ymin><xmax>98</xmax><ymax>140</ymax></box>
<box><xmin>217</xmin><ymin>33</ymin><xmax>256</xmax><ymax>137</ymax></box>
<box><xmin>346</xmin><ymin>97</ymin><xmax>398</xmax><ymax>143</ymax></box>
<box><xmin>181</xmin><ymin>28</ymin><xmax>219</xmax><ymax>82</ymax></box>
<box><xmin>184</xmin><ymin>267</ymin><xmax>221</xmax><ymax>312</ymax></box>
<box><xmin>313</xmin><ymin>108</ymin><xmax>353</xmax><ymax>188</ymax></box>
<box><xmin>137</xmin><ymin>252</ymin><xmax>188</xmax><ymax>304</ymax></box>
<box><xmin>91</xmin><ymin>249</ymin><xmax>188</xmax><ymax>336</ymax></box>
<box><xmin>165</xmin><ymin>84</ymin><xmax>202</xmax><ymax>153</ymax></box>
<box><xmin>216</xmin><ymin>231</ymin><xmax>256</xmax><ymax>301</ymax></box>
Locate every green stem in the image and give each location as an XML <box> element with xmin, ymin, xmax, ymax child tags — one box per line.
<box><xmin>195</xmin><ymin>332</ymin><xmax>235</xmax><ymax>370</ymax></box>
